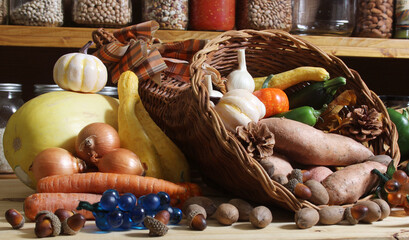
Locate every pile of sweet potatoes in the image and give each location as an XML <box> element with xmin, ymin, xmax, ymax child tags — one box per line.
<box><xmin>258</xmin><ymin>117</ymin><xmax>390</xmax><ymax>205</ymax></box>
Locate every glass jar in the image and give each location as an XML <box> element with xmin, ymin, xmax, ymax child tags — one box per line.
<box><xmin>353</xmin><ymin>0</ymin><xmax>394</xmax><ymax>38</ymax></box>
<box><xmin>189</xmin><ymin>0</ymin><xmax>235</xmax><ymax>31</ymax></box>
<box><xmin>394</xmin><ymin>0</ymin><xmax>409</xmax><ymax>39</ymax></box>
<box><xmin>291</xmin><ymin>0</ymin><xmax>356</xmax><ymax>36</ymax></box>
<box><xmin>9</xmin><ymin>0</ymin><xmax>64</xmax><ymax>26</ymax></box>
<box><xmin>237</xmin><ymin>0</ymin><xmax>292</xmax><ymax>31</ymax></box>
<box><xmin>34</xmin><ymin>84</ymin><xmax>118</xmax><ymax>98</ymax></box>
<box><xmin>0</xmin><ymin>83</ymin><xmax>24</xmax><ymax>173</ymax></box>
<box><xmin>142</xmin><ymin>0</ymin><xmax>188</xmax><ymax>30</ymax></box>
<box><xmin>0</xmin><ymin>0</ymin><xmax>8</xmax><ymax>24</ymax></box>
<box><xmin>72</xmin><ymin>0</ymin><xmax>132</xmax><ymax>27</ymax></box>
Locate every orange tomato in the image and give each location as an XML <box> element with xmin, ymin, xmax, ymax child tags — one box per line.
<box><xmin>253</xmin><ymin>88</ymin><xmax>289</xmax><ymax>117</ymax></box>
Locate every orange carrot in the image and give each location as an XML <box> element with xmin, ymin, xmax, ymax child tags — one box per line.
<box><xmin>24</xmin><ymin>193</ymin><xmax>101</xmax><ymax>221</ymax></box>
<box><xmin>36</xmin><ymin>172</ymin><xmax>187</xmax><ymax>198</ymax></box>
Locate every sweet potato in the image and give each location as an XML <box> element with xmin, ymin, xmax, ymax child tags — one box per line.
<box><xmin>259</xmin><ymin>118</ymin><xmax>374</xmax><ymax>166</ymax></box>
<box><xmin>322</xmin><ymin>161</ymin><xmax>387</xmax><ymax>205</ymax></box>
<box><xmin>307</xmin><ymin>166</ymin><xmax>333</xmax><ymax>183</ymax></box>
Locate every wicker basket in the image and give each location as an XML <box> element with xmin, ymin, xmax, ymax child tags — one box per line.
<box><xmin>139</xmin><ymin>30</ymin><xmax>400</xmax><ymax>211</ymax></box>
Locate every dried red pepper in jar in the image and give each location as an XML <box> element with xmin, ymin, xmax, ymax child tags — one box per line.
<box><xmin>189</xmin><ymin>0</ymin><xmax>235</xmax><ymax>31</ymax></box>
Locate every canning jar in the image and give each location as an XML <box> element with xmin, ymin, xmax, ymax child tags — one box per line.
<box><xmin>0</xmin><ymin>83</ymin><xmax>24</xmax><ymax>173</ymax></box>
<box><xmin>34</xmin><ymin>84</ymin><xmax>118</xmax><ymax>98</ymax></box>
<box><xmin>0</xmin><ymin>0</ymin><xmax>8</xmax><ymax>24</ymax></box>
<box><xmin>394</xmin><ymin>0</ymin><xmax>409</xmax><ymax>39</ymax></box>
<box><xmin>9</xmin><ymin>0</ymin><xmax>64</xmax><ymax>26</ymax></box>
<box><xmin>236</xmin><ymin>0</ymin><xmax>292</xmax><ymax>31</ymax></box>
<box><xmin>189</xmin><ymin>0</ymin><xmax>235</xmax><ymax>31</ymax></box>
<box><xmin>142</xmin><ymin>0</ymin><xmax>188</xmax><ymax>30</ymax></box>
<box><xmin>353</xmin><ymin>0</ymin><xmax>394</xmax><ymax>38</ymax></box>
<box><xmin>291</xmin><ymin>0</ymin><xmax>356</xmax><ymax>36</ymax></box>
<box><xmin>72</xmin><ymin>0</ymin><xmax>132</xmax><ymax>27</ymax></box>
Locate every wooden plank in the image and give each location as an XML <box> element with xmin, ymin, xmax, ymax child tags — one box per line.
<box><xmin>1</xmin><ymin>25</ymin><xmax>409</xmax><ymax>58</ymax></box>
<box><xmin>1</xmin><ymin>178</ymin><xmax>409</xmax><ymax>239</ymax></box>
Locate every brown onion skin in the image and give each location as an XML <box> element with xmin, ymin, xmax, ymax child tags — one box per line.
<box><xmin>30</xmin><ymin>147</ymin><xmax>86</xmax><ymax>182</ymax></box>
<box><xmin>96</xmin><ymin>148</ymin><xmax>145</xmax><ymax>176</ymax></box>
<box><xmin>75</xmin><ymin>122</ymin><xmax>120</xmax><ymax>166</ymax></box>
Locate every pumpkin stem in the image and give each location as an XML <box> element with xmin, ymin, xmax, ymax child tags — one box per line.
<box><xmin>80</xmin><ymin>41</ymin><xmax>93</xmax><ymax>54</ymax></box>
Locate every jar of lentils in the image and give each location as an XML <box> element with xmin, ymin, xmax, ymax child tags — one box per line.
<box><xmin>72</xmin><ymin>0</ymin><xmax>132</xmax><ymax>27</ymax></box>
<box><xmin>142</xmin><ymin>0</ymin><xmax>188</xmax><ymax>30</ymax></box>
<box><xmin>0</xmin><ymin>0</ymin><xmax>8</xmax><ymax>24</ymax></box>
<box><xmin>9</xmin><ymin>0</ymin><xmax>64</xmax><ymax>26</ymax></box>
<box><xmin>353</xmin><ymin>0</ymin><xmax>394</xmax><ymax>38</ymax></box>
<box><xmin>236</xmin><ymin>0</ymin><xmax>292</xmax><ymax>31</ymax></box>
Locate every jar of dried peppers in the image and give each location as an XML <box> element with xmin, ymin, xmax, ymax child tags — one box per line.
<box><xmin>189</xmin><ymin>0</ymin><xmax>235</xmax><ymax>31</ymax></box>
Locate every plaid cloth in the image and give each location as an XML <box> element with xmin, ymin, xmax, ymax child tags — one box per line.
<box><xmin>91</xmin><ymin>20</ymin><xmax>207</xmax><ymax>84</ymax></box>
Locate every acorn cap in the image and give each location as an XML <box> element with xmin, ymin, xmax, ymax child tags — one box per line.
<box><xmin>344</xmin><ymin>207</ymin><xmax>359</xmax><ymax>225</ymax></box>
<box><xmin>35</xmin><ymin>211</ymin><xmax>61</xmax><ymax>236</ymax></box>
<box><xmin>61</xmin><ymin>213</ymin><xmax>86</xmax><ymax>235</ymax></box>
<box><xmin>289</xmin><ymin>169</ymin><xmax>303</xmax><ymax>183</ymax></box>
<box><xmin>143</xmin><ymin>216</ymin><xmax>169</xmax><ymax>236</ymax></box>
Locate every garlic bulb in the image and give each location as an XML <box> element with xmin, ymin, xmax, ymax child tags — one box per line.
<box><xmin>204</xmin><ymin>75</ymin><xmax>223</xmax><ymax>107</ymax></box>
<box><xmin>226</xmin><ymin>49</ymin><xmax>255</xmax><ymax>92</ymax></box>
<box><xmin>214</xmin><ymin>89</ymin><xmax>266</xmax><ymax>132</ymax></box>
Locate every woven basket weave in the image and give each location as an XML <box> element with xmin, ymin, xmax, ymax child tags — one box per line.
<box><xmin>139</xmin><ymin>30</ymin><xmax>400</xmax><ymax>211</ymax></box>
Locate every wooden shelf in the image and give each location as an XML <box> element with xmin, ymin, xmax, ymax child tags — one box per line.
<box><xmin>1</xmin><ymin>25</ymin><xmax>409</xmax><ymax>58</ymax></box>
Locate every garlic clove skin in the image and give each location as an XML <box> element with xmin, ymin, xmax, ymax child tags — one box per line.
<box><xmin>215</xmin><ymin>103</ymin><xmax>253</xmax><ymax>132</ymax></box>
<box><xmin>226</xmin><ymin>49</ymin><xmax>255</xmax><ymax>93</ymax></box>
<box><xmin>204</xmin><ymin>75</ymin><xmax>224</xmax><ymax>99</ymax></box>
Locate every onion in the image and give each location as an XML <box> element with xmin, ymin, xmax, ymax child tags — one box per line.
<box><xmin>30</xmin><ymin>147</ymin><xmax>86</xmax><ymax>182</ymax></box>
<box><xmin>96</xmin><ymin>148</ymin><xmax>145</xmax><ymax>175</ymax></box>
<box><xmin>75</xmin><ymin>122</ymin><xmax>120</xmax><ymax>166</ymax></box>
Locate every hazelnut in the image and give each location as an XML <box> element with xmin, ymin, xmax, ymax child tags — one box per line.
<box><xmin>215</xmin><ymin>203</ymin><xmax>239</xmax><ymax>226</ymax></box>
<box><xmin>228</xmin><ymin>198</ymin><xmax>253</xmax><ymax>221</ymax></box>
<box><xmin>62</xmin><ymin>213</ymin><xmax>86</xmax><ymax>235</ymax></box>
<box><xmin>35</xmin><ymin>211</ymin><xmax>61</xmax><ymax>238</ymax></box>
<box><xmin>249</xmin><ymin>206</ymin><xmax>272</xmax><ymax>228</ymax></box>
<box><xmin>5</xmin><ymin>209</ymin><xmax>25</xmax><ymax>229</ymax></box>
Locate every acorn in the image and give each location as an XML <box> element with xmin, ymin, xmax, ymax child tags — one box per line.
<box><xmin>5</xmin><ymin>209</ymin><xmax>25</xmax><ymax>229</ymax></box>
<box><xmin>61</xmin><ymin>213</ymin><xmax>86</xmax><ymax>235</ymax></box>
<box><xmin>143</xmin><ymin>210</ymin><xmax>170</xmax><ymax>236</ymax></box>
<box><xmin>34</xmin><ymin>211</ymin><xmax>61</xmax><ymax>238</ymax></box>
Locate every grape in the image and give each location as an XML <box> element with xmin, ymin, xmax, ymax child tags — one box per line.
<box><xmin>140</xmin><ymin>193</ymin><xmax>160</xmax><ymax>211</ymax></box>
<box><xmin>95</xmin><ymin>214</ymin><xmax>112</xmax><ymax>231</ymax></box>
<box><xmin>170</xmin><ymin>207</ymin><xmax>183</xmax><ymax>224</ymax></box>
<box><xmin>130</xmin><ymin>205</ymin><xmax>146</xmax><ymax>224</ymax></box>
<box><xmin>157</xmin><ymin>191</ymin><xmax>171</xmax><ymax>206</ymax></box>
<box><xmin>393</xmin><ymin>170</ymin><xmax>408</xmax><ymax>184</ymax></box>
<box><xmin>107</xmin><ymin>209</ymin><xmax>124</xmax><ymax>229</ymax></box>
<box><xmin>118</xmin><ymin>193</ymin><xmax>137</xmax><ymax>211</ymax></box>
<box><xmin>103</xmin><ymin>189</ymin><xmax>120</xmax><ymax>199</ymax></box>
<box><xmin>387</xmin><ymin>192</ymin><xmax>403</xmax><ymax>205</ymax></box>
<box><xmin>100</xmin><ymin>190</ymin><xmax>120</xmax><ymax>211</ymax></box>
<box><xmin>120</xmin><ymin>212</ymin><xmax>133</xmax><ymax>230</ymax></box>
<box><xmin>384</xmin><ymin>179</ymin><xmax>400</xmax><ymax>193</ymax></box>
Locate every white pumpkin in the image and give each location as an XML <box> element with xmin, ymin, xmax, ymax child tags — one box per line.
<box><xmin>53</xmin><ymin>46</ymin><xmax>108</xmax><ymax>93</ymax></box>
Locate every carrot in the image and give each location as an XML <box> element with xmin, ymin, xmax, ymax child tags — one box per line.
<box><xmin>24</xmin><ymin>193</ymin><xmax>101</xmax><ymax>221</ymax></box>
<box><xmin>36</xmin><ymin>172</ymin><xmax>187</xmax><ymax>197</ymax></box>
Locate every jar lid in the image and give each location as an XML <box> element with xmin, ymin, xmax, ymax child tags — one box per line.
<box><xmin>34</xmin><ymin>84</ymin><xmax>63</xmax><ymax>96</ymax></box>
<box><xmin>0</xmin><ymin>83</ymin><xmax>22</xmax><ymax>92</ymax></box>
<box><xmin>98</xmin><ymin>86</ymin><xmax>118</xmax><ymax>97</ymax></box>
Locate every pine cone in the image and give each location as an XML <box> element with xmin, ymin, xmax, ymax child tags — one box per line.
<box><xmin>236</xmin><ymin>121</ymin><xmax>275</xmax><ymax>160</ymax></box>
<box><xmin>336</xmin><ymin>105</ymin><xmax>383</xmax><ymax>142</ymax></box>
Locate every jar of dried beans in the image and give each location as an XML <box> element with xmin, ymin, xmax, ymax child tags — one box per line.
<box><xmin>72</xmin><ymin>0</ymin><xmax>132</xmax><ymax>27</ymax></box>
<box><xmin>10</xmin><ymin>0</ymin><xmax>64</xmax><ymax>26</ymax></box>
<box><xmin>353</xmin><ymin>0</ymin><xmax>394</xmax><ymax>38</ymax></box>
<box><xmin>0</xmin><ymin>0</ymin><xmax>8</xmax><ymax>24</ymax></box>
<box><xmin>142</xmin><ymin>0</ymin><xmax>188</xmax><ymax>30</ymax></box>
<box><xmin>236</xmin><ymin>0</ymin><xmax>292</xmax><ymax>31</ymax></box>
<box><xmin>189</xmin><ymin>0</ymin><xmax>235</xmax><ymax>31</ymax></box>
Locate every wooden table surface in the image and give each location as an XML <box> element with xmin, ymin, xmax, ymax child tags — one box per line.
<box><xmin>2</xmin><ymin>177</ymin><xmax>409</xmax><ymax>239</ymax></box>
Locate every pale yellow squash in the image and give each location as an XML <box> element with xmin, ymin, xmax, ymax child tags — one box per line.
<box><xmin>3</xmin><ymin>91</ymin><xmax>119</xmax><ymax>189</ymax></box>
